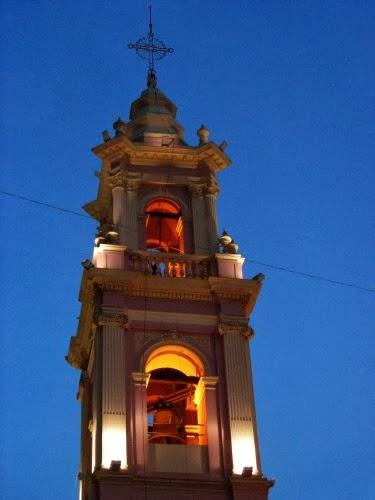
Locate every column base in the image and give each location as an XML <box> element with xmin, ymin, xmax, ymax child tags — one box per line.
<box><xmin>88</xmin><ymin>469</ymin><xmax>274</xmax><ymax>500</ymax></box>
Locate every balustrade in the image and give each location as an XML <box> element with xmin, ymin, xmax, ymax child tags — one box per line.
<box><xmin>125</xmin><ymin>250</ymin><xmax>217</xmax><ymax>278</ymax></box>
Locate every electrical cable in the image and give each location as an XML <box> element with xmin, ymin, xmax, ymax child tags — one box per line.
<box><xmin>1</xmin><ymin>188</ymin><xmax>374</xmax><ymax>293</ymax></box>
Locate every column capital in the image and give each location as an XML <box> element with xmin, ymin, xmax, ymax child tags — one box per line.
<box><xmin>106</xmin><ymin>171</ymin><xmax>127</xmax><ymax>188</ymax></box>
<box><xmin>126</xmin><ymin>180</ymin><xmax>140</xmax><ymax>192</ymax></box>
<box><xmin>218</xmin><ymin>323</ymin><xmax>254</xmax><ymax>339</ymax></box>
<box><xmin>201</xmin><ymin>376</ymin><xmax>219</xmax><ymax>388</ymax></box>
<box><xmin>132</xmin><ymin>372</ymin><xmax>150</xmax><ymax>387</ymax></box>
<box><xmin>205</xmin><ymin>175</ymin><xmax>220</xmax><ymax>196</ymax></box>
<box><xmin>96</xmin><ymin>311</ymin><xmax>129</xmax><ymax>328</ymax></box>
<box><xmin>189</xmin><ymin>184</ymin><xmax>204</xmax><ymax>198</ymax></box>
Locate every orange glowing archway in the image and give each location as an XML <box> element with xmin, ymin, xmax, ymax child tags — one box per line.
<box><xmin>145</xmin><ymin>198</ymin><xmax>184</xmax><ymax>253</ymax></box>
<box><xmin>145</xmin><ymin>345</ymin><xmax>207</xmax><ymax>445</ymax></box>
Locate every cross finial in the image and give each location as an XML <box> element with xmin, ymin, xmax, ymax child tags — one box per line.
<box><xmin>128</xmin><ymin>6</ymin><xmax>174</xmax><ymax>87</ymax></box>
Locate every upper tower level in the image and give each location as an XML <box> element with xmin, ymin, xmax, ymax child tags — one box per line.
<box><xmin>83</xmin><ymin>75</ymin><xmax>243</xmax><ymax>279</ymax></box>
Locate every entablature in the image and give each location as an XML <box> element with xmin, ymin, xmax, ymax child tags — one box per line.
<box><xmin>92</xmin><ymin>135</ymin><xmax>231</xmax><ymax>172</ymax></box>
<box><xmin>66</xmin><ymin>268</ymin><xmax>262</xmax><ymax>370</ymax></box>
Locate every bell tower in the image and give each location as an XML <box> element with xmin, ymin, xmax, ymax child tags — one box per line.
<box><xmin>67</xmin><ymin>12</ymin><xmax>274</xmax><ymax>500</ymax></box>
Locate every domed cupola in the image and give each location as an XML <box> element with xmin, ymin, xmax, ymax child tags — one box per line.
<box><xmin>126</xmin><ymin>71</ymin><xmax>186</xmax><ymax>145</ymax></box>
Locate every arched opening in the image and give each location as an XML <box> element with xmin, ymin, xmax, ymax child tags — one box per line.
<box><xmin>145</xmin><ymin>198</ymin><xmax>184</xmax><ymax>253</ymax></box>
<box><xmin>145</xmin><ymin>345</ymin><xmax>206</xmax><ymax>447</ymax></box>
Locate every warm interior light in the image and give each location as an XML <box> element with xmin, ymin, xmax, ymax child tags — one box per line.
<box><xmin>102</xmin><ymin>418</ymin><xmax>127</xmax><ymax>469</ymax></box>
<box><xmin>145</xmin><ymin>198</ymin><xmax>184</xmax><ymax>253</ymax></box>
<box><xmin>145</xmin><ymin>345</ymin><xmax>206</xmax><ymax>446</ymax></box>
<box><xmin>231</xmin><ymin>424</ymin><xmax>258</xmax><ymax>475</ymax></box>
<box><xmin>145</xmin><ymin>345</ymin><xmax>204</xmax><ymax>377</ymax></box>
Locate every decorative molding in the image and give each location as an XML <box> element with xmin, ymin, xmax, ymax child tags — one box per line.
<box><xmin>218</xmin><ymin>323</ymin><xmax>254</xmax><ymax>339</ymax></box>
<box><xmin>126</xmin><ymin>180</ymin><xmax>140</xmax><ymax>192</ymax></box>
<box><xmin>96</xmin><ymin>312</ymin><xmax>129</xmax><ymax>328</ymax></box>
<box><xmin>128</xmin><ymin>309</ymin><xmax>217</xmax><ymax>327</ymax></box>
<box><xmin>106</xmin><ymin>170</ymin><xmax>127</xmax><ymax>188</ymax></box>
<box><xmin>100</xmin><ymin>281</ymin><xmax>215</xmax><ymax>302</ymax></box>
<box><xmin>189</xmin><ymin>184</ymin><xmax>204</xmax><ymax>198</ymax></box>
<box><xmin>132</xmin><ymin>372</ymin><xmax>150</xmax><ymax>387</ymax></box>
<box><xmin>92</xmin><ymin>135</ymin><xmax>231</xmax><ymax>172</ymax></box>
<box><xmin>133</xmin><ymin>330</ymin><xmax>212</xmax><ymax>367</ymax></box>
<box><xmin>204</xmin><ymin>175</ymin><xmax>220</xmax><ymax>196</ymax></box>
<box><xmin>201</xmin><ymin>376</ymin><xmax>219</xmax><ymax>389</ymax></box>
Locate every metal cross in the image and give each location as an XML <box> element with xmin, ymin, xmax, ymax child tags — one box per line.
<box><xmin>128</xmin><ymin>6</ymin><xmax>174</xmax><ymax>83</ymax></box>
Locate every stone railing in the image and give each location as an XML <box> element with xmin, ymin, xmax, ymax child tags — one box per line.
<box><xmin>125</xmin><ymin>250</ymin><xmax>217</xmax><ymax>279</ymax></box>
<box><xmin>93</xmin><ymin>245</ymin><xmax>244</xmax><ymax>279</ymax></box>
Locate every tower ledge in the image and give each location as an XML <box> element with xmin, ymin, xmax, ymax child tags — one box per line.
<box><xmin>92</xmin><ymin>134</ymin><xmax>231</xmax><ymax>171</ymax></box>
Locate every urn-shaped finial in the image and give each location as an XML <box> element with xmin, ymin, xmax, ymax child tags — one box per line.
<box><xmin>197</xmin><ymin>124</ymin><xmax>210</xmax><ymax>145</ymax></box>
<box><xmin>219</xmin><ymin>229</ymin><xmax>232</xmax><ymax>247</ymax></box>
<box><xmin>113</xmin><ymin>117</ymin><xmax>126</xmax><ymax>136</ymax></box>
<box><xmin>227</xmin><ymin>239</ymin><xmax>239</xmax><ymax>254</ymax></box>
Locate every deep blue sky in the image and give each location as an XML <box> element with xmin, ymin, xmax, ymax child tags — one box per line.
<box><xmin>1</xmin><ymin>1</ymin><xmax>374</xmax><ymax>499</ymax></box>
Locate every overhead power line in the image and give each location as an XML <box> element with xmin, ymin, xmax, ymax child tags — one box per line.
<box><xmin>246</xmin><ymin>259</ymin><xmax>374</xmax><ymax>293</ymax></box>
<box><xmin>1</xmin><ymin>188</ymin><xmax>374</xmax><ymax>294</ymax></box>
<box><xmin>0</xmin><ymin>189</ymin><xmax>93</xmax><ymax>220</ymax></box>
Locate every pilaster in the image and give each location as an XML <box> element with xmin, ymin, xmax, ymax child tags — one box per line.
<box><xmin>92</xmin><ymin>312</ymin><xmax>128</xmax><ymax>472</ymax></box>
<box><xmin>101</xmin><ymin>322</ymin><xmax>127</xmax><ymax>469</ymax></box>
<box><xmin>131</xmin><ymin>372</ymin><xmax>150</xmax><ymax>474</ymax></box>
<box><xmin>190</xmin><ymin>184</ymin><xmax>209</xmax><ymax>254</ymax></box>
<box><xmin>125</xmin><ymin>181</ymin><xmax>140</xmax><ymax>249</ymax></box>
<box><xmin>205</xmin><ymin>176</ymin><xmax>220</xmax><ymax>254</ymax></box>
<box><xmin>107</xmin><ymin>170</ymin><xmax>127</xmax><ymax>245</ymax></box>
<box><xmin>112</xmin><ymin>186</ymin><xmax>126</xmax><ymax>244</ymax></box>
<box><xmin>201</xmin><ymin>376</ymin><xmax>223</xmax><ymax>475</ymax></box>
<box><xmin>219</xmin><ymin>323</ymin><xmax>260</xmax><ymax>475</ymax></box>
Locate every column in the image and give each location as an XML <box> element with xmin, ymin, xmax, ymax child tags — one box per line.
<box><xmin>77</xmin><ymin>373</ymin><xmax>92</xmax><ymax>500</ymax></box>
<box><xmin>125</xmin><ymin>181</ymin><xmax>139</xmax><ymax>249</ymax></box>
<box><xmin>219</xmin><ymin>324</ymin><xmax>260</xmax><ymax>475</ymax></box>
<box><xmin>94</xmin><ymin>312</ymin><xmax>128</xmax><ymax>471</ymax></box>
<box><xmin>202</xmin><ymin>376</ymin><xmax>222</xmax><ymax>475</ymax></box>
<box><xmin>112</xmin><ymin>186</ymin><xmax>126</xmax><ymax>245</ymax></box>
<box><xmin>92</xmin><ymin>329</ymin><xmax>103</xmax><ymax>471</ymax></box>
<box><xmin>181</xmin><ymin>216</ymin><xmax>193</xmax><ymax>253</ymax></box>
<box><xmin>132</xmin><ymin>372</ymin><xmax>150</xmax><ymax>474</ymax></box>
<box><xmin>189</xmin><ymin>184</ymin><xmax>208</xmax><ymax>254</ymax></box>
<box><xmin>101</xmin><ymin>323</ymin><xmax>127</xmax><ymax>469</ymax></box>
<box><xmin>107</xmin><ymin>171</ymin><xmax>127</xmax><ymax>245</ymax></box>
<box><xmin>205</xmin><ymin>176</ymin><xmax>220</xmax><ymax>254</ymax></box>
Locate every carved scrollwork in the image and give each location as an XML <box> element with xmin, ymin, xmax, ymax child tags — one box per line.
<box><xmin>106</xmin><ymin>170</ymin><xmax>127</xmax><ymax>188</ymax></box>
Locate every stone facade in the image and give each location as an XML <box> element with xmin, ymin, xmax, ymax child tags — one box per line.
<box><xmin>67</xmin><ymin>76</ymin><xmax>274</xmax><ymax>499</ymax></box>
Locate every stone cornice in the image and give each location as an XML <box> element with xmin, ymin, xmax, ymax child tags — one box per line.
<box><xmin>92</xmin><ymin>135</ymin><xmax>231</xmax><ymax>172</ymax></box>
<box><xmin>208</xmin><ymin>277</ymin><xmax>262</xmax><ymax>315</ymax></box>
<box><xmin>67</xmin><ymin>269</ymin><xmax>262</xmax><ymax>370</ymax></box>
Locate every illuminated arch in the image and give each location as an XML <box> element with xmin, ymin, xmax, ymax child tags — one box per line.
<box><xmin>145</xmin><ymin>344</ymin><xmax>205</xmax><ymax>377</ymax></box>
<box><xmin>145</xmin><ymin>344</ymin><xmax>207</xmax><ymax>446</ymax></box>
<box><xmin>144</xmin><ymin>198</ymin><xmax>185</xmax><ymax>253</ymax></box>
